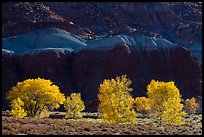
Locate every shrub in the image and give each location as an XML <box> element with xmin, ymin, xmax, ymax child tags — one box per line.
<box><xmin>147</xmin><ymin>80</ymin><xmax>186</xmax><ymax>125</ymax></box>
<box><xmin>10</xmin><ymin>98</ymin><xmax>27</xmax><ymax>118</ymax></box>
<box><xmin>184</xmin><ymin>97</ymin><xmax>199</xmax><ymax>114</ymax></box>
<box><xmin>6</xmin><ymin>78</ymin><xmax>66</xmax><ymax>118</ymax></box>
<box><xmin>64</xmin><ymin>93</ymin><xmax>85</xmax><ymax>119</ymax></box>
<box><xmin>134</xmin><ymin>97</ymin><xmax>151</xmax><ymax>117</ymax></box>
<box><xmin>98</xmin><ymin>75</ymin><xmax>136</xmax><ymax>124</ymax></box>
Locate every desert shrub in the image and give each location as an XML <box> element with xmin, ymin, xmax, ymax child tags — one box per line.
<box><xmin>147</xmin><ymin>80</ymin><xmax>186</xmax><ymax>125</ymax></box>
<box><xmin>6</xmin><ymin>78</ymin><xmax>66</xmax><ymax>118</ymax></box>
<box><xmin>98</xmin><ymin>75</ymin><xmax>136</xmax><ymax>124</ymax></box>
<box><xmin>10</xmin><ymin>98</ymin><xmax>27</xmax><ymax>118</ymax></box>
<box><xmin>64</xmin><ymin>93</ymin><xmax>85</xmax><ymax>119</ymax></box>
<box><xmin>134</xmin><ymin>97</ymin><xmax>151</xmax><ymax>117</ymax></box>
<box><xmin>184</xmin><ymin>97</ymin><xmax>199</xmax><ymax>114</ymax></box>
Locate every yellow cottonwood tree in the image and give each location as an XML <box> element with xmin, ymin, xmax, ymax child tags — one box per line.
<box><xmin>135</xmin><ymin>97</ymin><xmax>151</xmax><ymax>117</ymax></box>
<box><xmin>64</xmin><ymin>93</ymin><xmax>85</xmax><ymax>119</ymax></box>
<box><xmin>6</xmin><ymin>78</ymin><xmax>66</xmax><ymax>118</ymax></box>
<box><xmin>184</xmin><ymin>97</ymin><xmax>199</xmax><ymax>114</ymax></box>
<box><xmin>98</xmin><ymin>75</ymin><xmax>136</xmax><ymax>124</ymax></box>
<box><xmin>147</xmin><ymin>80</ymin><xmax>186</xmax><ymax>125</ymax></box>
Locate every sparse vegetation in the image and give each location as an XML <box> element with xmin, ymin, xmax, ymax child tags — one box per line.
<box><xmin>184</xmin><ymin>97</ymin><xmax>199</xmax><ymax>114</ymax></box>
<box><xmin>2</xmin><ymin>111</ymin><xmax>202</xmax><ymax>135</ymax></box>
<box><xmin>134</xmin><ymin>97</ymin><xmax>151</xmax><ymax>117</ymax></box>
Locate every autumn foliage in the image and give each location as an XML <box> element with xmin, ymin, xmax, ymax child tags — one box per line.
<box><xmin>64</xmin><ymin>93</ymin><xmax>85</xmax><ymax>119</ymax></box>
<box><xmin>184</xmin><ymin>97</ymin><xmax>199</xmax><ymax>114</ymax></box>
<box><xmin>5</xmin><ymin>75</ymin><xmax>192</xmax><ymax>127</ymax></box>
<box><xmin>98</xmin><ymin>75</ymin><xmax>136</xmax><ymax>123</ymax></box>
<box><xmin>134</xmin><ymin>97</ymin><xmax>151</xmax><ymax>117</ymax></box>
<box><xmin>6</xmin><ymin>78</ymin><xmax>66</xmax><ymax>118</ymax></box>
<box><xmin>147</xmin><ymin>80</ymin><xmax>186</xmax><ymax>125</ymax></box>
<box><xmin>10</xmin><ymin>98</ymin><xmax>27</xmax><ymax>118</ymax></box>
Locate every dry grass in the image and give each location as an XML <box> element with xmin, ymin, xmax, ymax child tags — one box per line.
<box><xmin>2</xmin><ymin>111</ymin><xmax>202</xmax><ymax>135</ymax></box>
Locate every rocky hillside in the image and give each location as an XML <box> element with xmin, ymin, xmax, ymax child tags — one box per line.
<box><xmin>44</xmin><ymin>2</ymin><xmax>202</xmax><ymax>53</ymax></box>
<box><xmin>2</xmin><ymin>2</ymin><xmax>202</xmax><ymax>60</ymax></box>
<box><xmin>2</xmin><ymin>2</ymin><xmax>98</xmax><ymax>39</ymax></box>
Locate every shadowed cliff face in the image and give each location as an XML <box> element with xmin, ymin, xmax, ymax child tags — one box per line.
<box><xmin>2</xmin><ymin>44</ymin><xmax>202</xmax><ymax>112</ymax></box>
<box><xmin>72</xmin><ymin>44</ymin><xmax>202</xmax><ymax>99</ymax></box>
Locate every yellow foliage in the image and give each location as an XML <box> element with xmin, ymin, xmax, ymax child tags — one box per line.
<box><xmin>184</xmin><ymin>97</ymin><xmax>199</xmax><ymax>114</ymax></box>
<box><xmin>135</xmin><ymin>97</ymin><xmax>151</xmax><ymax>117</ymax></box>
<box><xmin>98</xmin><ymin>75</ymin><xmax>136</xmax><ymax>124</ymax></box>
<box><xmin>64</xmin><ymin>93</ymin><xmax>85</xmax><ymax>119</ymax></box>
<box><xmin>6</xmin><ymin>78</ymin><xmax>66</xmax><ymax>118</ymax></box>
<box><xmin>10</xmin><ymin>98</ymin><xmax>27</xmax><ymax>118</ymax></box>
<box><xmin>147</xmin><ymin>80</ymin><xmax>186</xmax><ymax>125</ymax></box>
<box><xmin>39</xmin><ymin>106</ymin><xmax>50</xmax><ymax>118</ymax></box>
<box><xmin>161</xmin><ymin>98</ymin><xmax>186</xmax><ymax>125</ymax></box>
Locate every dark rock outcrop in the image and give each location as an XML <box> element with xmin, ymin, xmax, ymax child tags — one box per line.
<box><xmin>2</xmin><ymin>45</ymin><xmax>201</xmax><ymax>112</ymax></box>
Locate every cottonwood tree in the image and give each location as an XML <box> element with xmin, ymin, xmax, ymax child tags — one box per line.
<box><xmin>147</xmin><ymin>80</ymin><xmax>186</xmax><ymax>125</ymax></box>
<box><xmin>7</xmin><ymin>78</ymin><xmax>66</xmax><ymax>118</ymax></box>
<box><xmin>98</xmin><ymin>75</ymin><xmax>136</xmax><ymax>123</ymax></box>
